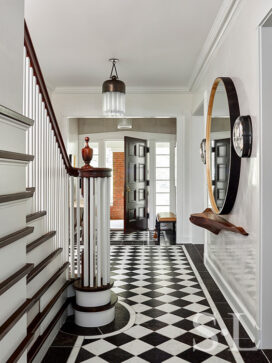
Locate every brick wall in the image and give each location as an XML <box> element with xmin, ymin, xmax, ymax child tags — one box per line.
<box><xmin>110</xmin><ymin>152</ymin><xmax>124</xmax><ymax>220</ymax></box>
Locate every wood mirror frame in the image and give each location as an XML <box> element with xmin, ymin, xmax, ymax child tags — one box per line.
<box><xmin>206</xmin><ymin>77</ymin><xmax>241</xmax><ymax>214</ymax></box>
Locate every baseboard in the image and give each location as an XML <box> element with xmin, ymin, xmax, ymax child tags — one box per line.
<box><xmin>205</xmin><ymin>254</ymin><xmax>259</xmax><ymax>344</ymax></box>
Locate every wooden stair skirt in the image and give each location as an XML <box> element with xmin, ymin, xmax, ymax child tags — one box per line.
<box><xmin>73</xmin><ymin>280</ymin><xmax>117</xmax><ymax>327</ymax></box>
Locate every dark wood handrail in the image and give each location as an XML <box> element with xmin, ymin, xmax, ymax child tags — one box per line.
<box><xmin>24</xmin><ymin>21</ymin><xmax>111</xmax><ymax>178</ymax></box>
<box><xmin>24</xmin><ymin>21</ymin><xmax>78</xmax><ymax>177</ymax></box>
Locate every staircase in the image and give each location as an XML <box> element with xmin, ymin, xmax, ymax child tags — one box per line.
<box><xmin>0</xmin><ymin>22</ymin><xmax>113</xmax><ymax>362</ymax></box>
<box><xmin>0</xmin><ymin>24</ymin><xmax>73</xmax><ymax>362</ymax></box>
<box><xmin>0</xmin><ymin>105</ymin><xmax>69</xmax><ymax>363</ymax></box>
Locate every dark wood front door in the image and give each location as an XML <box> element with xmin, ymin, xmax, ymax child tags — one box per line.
<box><xmin>124</xmin><ymin>137</ymin><xmax>148</xmax><ymax>231</ymax></box>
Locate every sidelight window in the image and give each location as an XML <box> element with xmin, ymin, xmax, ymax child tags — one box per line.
<box><xmin>156</xmin><ymin>142</ymin><xmax>170</xmax><ymax>214</ymax></box>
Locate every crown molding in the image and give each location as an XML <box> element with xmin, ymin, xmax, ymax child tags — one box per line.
<box><xmin>188</xmin><ymin>0</ymin><xmax>242</xmax><ymax>92</ymax></box>
<box><xmin>53</xmin><ymin>86</ymin><xmax>190</xmax><ymax>95</ymax></box>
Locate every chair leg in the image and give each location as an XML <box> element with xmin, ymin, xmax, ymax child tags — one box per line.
<box><xmin>158</xmin><ymin>222</ymin><xmax>161</xmax><ymax>244</ymax></box>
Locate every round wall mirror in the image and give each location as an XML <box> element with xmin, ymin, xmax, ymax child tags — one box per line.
<box><xmin>206</xmin><ymin>77</ymin><xmax>240</xmax><ymax>214</ymax></box>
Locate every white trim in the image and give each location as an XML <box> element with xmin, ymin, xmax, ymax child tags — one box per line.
<box><xmin>53</xmin><ymin>86</ymin><xmax>189</xmax><ymax>95</ymax></box>
<box><xmin>204</xmin><ymin>253</ymin><xmax>258</xmax><ymax>344</ymax></box>
<box><xmin>183</xmin><ymin>246</ymin><xmax>244</xmax><ymax>363</ymax></box>
<box><xmin>189</xmin><ymin>0</ymin><xmax>242</xmax><ymax>91</ymax></box>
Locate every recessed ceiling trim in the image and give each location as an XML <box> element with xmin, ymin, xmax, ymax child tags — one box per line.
<box><xmin>53</xmin><ymin>86</ymin><xmax>190</xmax><ymax>95</ymax></box>
<box><xmin>189</xmin><ymin>0</ymin><xmax>241</xmax><ymax>91</ymax></box>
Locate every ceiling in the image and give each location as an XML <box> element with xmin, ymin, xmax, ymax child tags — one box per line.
<box><xmin>25</xmin><ymin>0</ymin><xmax>223</xmax><ymax>90</ymax></box>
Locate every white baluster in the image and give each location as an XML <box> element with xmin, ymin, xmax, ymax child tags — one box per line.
<box><xmin>83</xmin><ymin>178</ymin><xmax>89</xmax><ymax>286</ymax></box>
<box><xmin>89</xmin><ymin>178</ymin><xmax>94</xmax><ymax>286</ymax></box>
<box><xmin>96</xmin><ymin>177</ymin><xmax>101</xmax><ymax>287</ymax></box>
<box><xmin>32</xmin><ymin>77</ymin><xmax>37</xmax><ymax>211</ymax></box>
<box><xmin>76</xmin><ymin>177</ymin><xmax>81</xmax><ymax>278</ymax></box>
<box><xmin>35</xmin><ymin>86</ymin><xmax>39</xmax><ymax>211</ymax></box>
<box><xmin>28</xmin><ymin>67</ymin><xmax>33</xmax><ymax>188</ymax></box>
<box><xmin>101</xmin><ymin>178</ymin><xmax>107</xmax><ymax>285</ymax></box>
<box><xmin>107</xmin><ymin>176</ymin><xmax>111</xmax><ymax>283</ymax></box>
<box><xmin>70</xmin><ymin>176</ymin><xmax>75</xmax><ymax>277</ymax></box>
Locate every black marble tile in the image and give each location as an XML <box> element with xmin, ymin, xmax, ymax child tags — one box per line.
<box><xmin>263</xmin><ymin>350</ymin><xmax>272</xmax><ymax>362</ymax></box>
<box><xmin>240</xmin><ymin>349</ymin><xmax>270</xmax><ymax>363</ymax></box>
<box><xmin>75</xmin><ymin>348</ymin><xmax>95</xmax><ymax>362</ymax></box>
<box><xmin>175</xmin><ymin>331</ymin><xmax>206</xmax><ymax>346</ymax></box>
<box><xmin>142</xmin><ymin>309</ymin><xmax>166</xmax><ymax>318</ymax></box>
<box><xmin>223</xmin><ymin>318</ymin><xmax>251</xmax><ymax>339</ymax></box>
<box><xmin>139</xmin><ymin>347</ymin><xmax>172</xmax><ymax>362</ymax></box>
<box><xmin>104</xmin><ymin>333</ymin><xmax>134</xmax><ymax>346</ymax></box>
<box><xmin>141</xmin><ymin>319</ymin><xmax>168</xmax><ymax>331</ymax></box>
<box><xmin>140</xmin><ymin>332</ymin><xmax>169</xmax><ymax>346</ymax></box>
<box><xmin>100</xmin><ymin>348</ymin><xmax>134</xmax><ymax>362</ymax></box>
<box><xmin>42</xmin><ymin>347</ymin><xmax>72</xmax><ymax>363</ymax></box>
<box><xmin>177</xmin><ymin>347</ymin><xmax>211</xmax><ymax>362</ymax></box>
<box><xmin>214</xmin><ymin>302</ymin><xmax>235</xmax><ymax>319</ymax></box>
<box><xmin>51</xmin><ymin>331</ymin><xmax>77</xmax><ymax>347</ymax></box>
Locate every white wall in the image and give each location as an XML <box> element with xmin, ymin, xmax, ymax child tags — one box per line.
<box><xmin>191</xmin><ymin>0</ymin><xmax>272</xmax><ymax>346</ymax></box>
<box><xmin>189</xmin><ymin>116</ymin><xmax>206</xmax><ymax>243</ymax></box>
<box><xmin>0</xmin><ymin>0</ymin><xmax>24</xmax><ymax>113</ymax></box>
<box><xmin>67</xmin><ymin>118</ymin><xmax>79</xmax><ymax>167</ymax></box>
<box><xmin>52</xmin><ymin>92</ymin><xmax>192</xmax><ymax>243</ymax></box>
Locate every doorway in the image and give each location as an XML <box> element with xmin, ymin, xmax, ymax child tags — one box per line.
<box><xmin>105</xmin><ymin>140</ymin><xmax>125</xmax><ymax>230</ymax></box>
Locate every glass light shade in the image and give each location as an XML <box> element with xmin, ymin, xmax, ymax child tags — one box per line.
<box><xmin>103</xmin><ymin>91</ymin><xmax>125</xmax><ymax>117</ymax></box>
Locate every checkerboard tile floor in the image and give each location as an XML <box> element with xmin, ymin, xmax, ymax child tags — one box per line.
<box><xmin>71</xmin><ymin>246</ymin><xmax>242</xmax><ymax>363</ymax></box>
<box><xmin>110</xmin><ymin>230</ymin><xmax>175</xmax><ymax>245</ymax></box>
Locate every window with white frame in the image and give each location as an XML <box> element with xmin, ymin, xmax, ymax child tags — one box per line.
<box><xmin>156</xmin><ymin>142</ymin><xmax>170</xmax><ymax>214</ymax></box>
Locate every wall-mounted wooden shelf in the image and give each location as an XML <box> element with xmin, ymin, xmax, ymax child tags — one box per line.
<box><xmin>190</xmin><ymin>208</ymin><xmax>248</xmax><ymax>236</ymax></box>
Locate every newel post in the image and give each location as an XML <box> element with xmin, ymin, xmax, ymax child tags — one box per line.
<box><xmin>72</xmin><ymin>137</ymin><xmax>116</xmax><ymax>328</ymax></box>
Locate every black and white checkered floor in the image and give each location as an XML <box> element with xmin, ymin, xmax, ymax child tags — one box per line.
<box><xmin>45</xmin><ymin>244</ymin><xmax>267</xmax><ymax>363</ymax></box>
<box><xmin>110</xmin><ymin>231</ymin><xmax>175</xmax><ymax>245</ymax></box>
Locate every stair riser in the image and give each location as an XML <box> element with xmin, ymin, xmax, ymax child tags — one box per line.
<box><xmin>0</xmin><ymin>238</ymin><xmax>28</xmax><ymax>281</ymax></box>
<box><xmin>40</xmin><ymin>270</ymin><xmax>67</xmax><ymax>311</ymax></box>
<box><xmin>26</xmin><ymin>197</ymin><xmax>34</xmax><ymax>216</ymax></box>
<box><xmin>0</xmin><ymin>315</ymin><xmax>27</xmax><ymax>363</ymax></box>
<box><xmin>26</xmin><ymin>216</ymin><xmax>46</xmax><ymax>242</ymax></box>
<box><xmin>0</xmin><ymin>160</ymin><xmax>28</xmax><ymax>195</ymax></box>
<box><xmin>40</xmin><ymin>292</ymin><xmax>66</xmax><ymax>335</ymax></box>
<box><xmin>18</xmin><ymin>350</ymin><xmax>27</xmax><ymax>363</ymax></box>
<box><xmin>0</xmin><ymin>200</ymin><xmax>26</xmax><ymax>238</ymax></box>
<box><xmin>27</xmin><ymin>254</ymin><xmax>63</xmax><ymax>298</ymax></box>
<box><xmin>27</xmin><ymin>301</ymin><xmax>39</xmax><ymax>327</ymax></box>
<box><xmin>27</xmin><ymin>238</ymin><xmax>54</xmax><ymax>267</ymax></box>
<box><xmin>0</xmin><ymin>117</ymin><xmax>28</xmax><ymax>154</ymax></box>
<box><xmin>0</xmin><ymin>279</ymin><xmax>26</xmax><ymax>326</ymax></box>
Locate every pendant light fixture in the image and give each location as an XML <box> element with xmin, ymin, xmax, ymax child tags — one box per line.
<box><xmin>102</xmin><ymin>58</ymin><xmax>126</xmax><ymax>116</ymax></box>
<box><xmin>117</xmin><ymin>118</ymin><xmax>132</xmax><ymax>129</ymax></box>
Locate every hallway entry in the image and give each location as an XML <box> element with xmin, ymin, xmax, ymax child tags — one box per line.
<box><xmin>124</xmin><ymin>136</ymin><xmax>148</xmax><ymax>231</ymax></box>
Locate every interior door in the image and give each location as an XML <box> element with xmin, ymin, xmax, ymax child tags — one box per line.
<box><xmin>124</xmin><ymin>136</ymin><xmax>148</xmax><ymax>231</ymax></box>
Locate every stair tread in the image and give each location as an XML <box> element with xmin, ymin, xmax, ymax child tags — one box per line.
<box><xmin>27</xmin><ymin>248</ymin><xmax>63</xmax><ymax>283</ymax></box>
<box><xmin>0</xmin><ymin>227</ymin><xmax>34</xmax><ymax>249</ymax></box>
<box><xmin>0</xmin><ymin>104</ymin><xmax>34</xmax><ymax>127</ymax></box>
<box><xmin>26</xmin><ymin>211</ymin><xmax>46</xmax><ymax>223</ymax></box>
<box><xmin>0</xmin><ymin>190</ymin><xmax>34</xmax><ymax>204</ymax></box>
<box><xmin>0</xmin><ymin>150</ymin><xmax>34</xmax><ymax>162</ymax></box>
<box><xmin>26</xmin><ymin>231</ymin><xmax>56</xmax><ymax>253</ymax></box>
